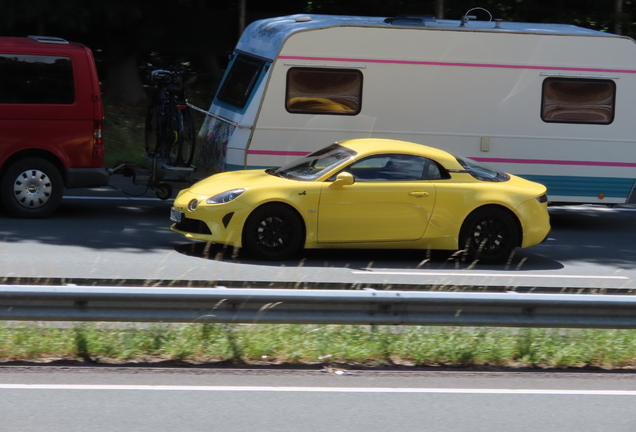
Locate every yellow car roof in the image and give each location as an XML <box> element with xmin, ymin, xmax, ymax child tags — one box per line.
<box><xmin>335</xmin><ymin>138</ymin><xmax>464</xmax><ymax>169</ymax></box>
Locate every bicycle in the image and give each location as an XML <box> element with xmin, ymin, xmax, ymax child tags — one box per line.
<box><xmin>144</xmin><ymin>66</ymin><xmax>196</xmax><ymax>167</ymax></box>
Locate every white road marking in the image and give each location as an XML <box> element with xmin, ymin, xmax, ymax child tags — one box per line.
<box><xmin>64</xmin><ymin>196</ymin><xmax>171</xmax><ymax>202</ymax></box>
<box><xmin>352</xmin><ymin>270</ymin><xmax>630</xmax><ymax>280</ymax></box>
<box><xmin>0</xmin><ymin>384</ymin><xmax>635</xmax><ymax>395</ymax></box>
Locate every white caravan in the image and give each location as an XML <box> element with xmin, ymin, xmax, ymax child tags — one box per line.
<box><xmin>195</xmin><ymin>13</ymin><xmax>636</xmax><ymax>204</ymax></box>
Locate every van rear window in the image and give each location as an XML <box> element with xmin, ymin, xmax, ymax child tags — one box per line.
<box><xmin>0</xmin><ymin>54</ymin><xmax>74</xmax><ymax>104</ymax></box>
<box><xmin>286</xmin><ymin>68</ymin><xmax>363</xmax><ymax>115</ymax></box>
<box><xmin>541</xmin><ymin>78</ymin><xmax>615</xmax><ymax>125</ymax></box>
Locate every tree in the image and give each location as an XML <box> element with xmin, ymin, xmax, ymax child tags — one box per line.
<box><xmin>0</xmin><ymin>0</ymin><xmax>234</xmax><ymax>105</ymax></box>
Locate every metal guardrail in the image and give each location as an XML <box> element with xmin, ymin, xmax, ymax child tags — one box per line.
<box><xmin>1</xmin><ymin>285</ymin><xmax>636</xmax><ymax>328</ymax></box>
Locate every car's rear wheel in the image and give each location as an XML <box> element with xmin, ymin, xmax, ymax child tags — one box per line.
<box><xmin>0</xmin><ymin>157</ymin><xmax>64</xmax><ymax>218</ymax></box>
<box><xmin>459</xmin><ymin>206</ymin><xmax>519</xmax><ymax>264</ymax></box>
<box><xmin>242</xmin><ymin>204</ymin><xmax>304</xmax><ymax>260</ymax></box>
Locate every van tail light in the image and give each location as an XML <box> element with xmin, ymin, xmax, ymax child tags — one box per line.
<box><xmin>92</xmin><ymin>119</ymin><xmax>104</xmax><ymax>167</ymax></box>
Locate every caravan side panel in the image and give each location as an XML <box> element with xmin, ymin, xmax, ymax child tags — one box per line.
<box><xmin>244</xmin><ymin>25</ymin><xmax>636</xmax><ymax>203</ymax></box>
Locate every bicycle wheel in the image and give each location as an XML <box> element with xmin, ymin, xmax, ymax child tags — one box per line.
<box><xmin>163</xmin><ymin>102</ymin><xmax>181</xmax><ymax>166</ymax></box>
<box><xmin>144</xmin><ymin>105</ymin><xmax>160</xmax><ymax>156</ymax></box>
<box><xmin>177</xmin><ymin>107</ymin><xmax>196</xmax><ymax>166</ymax></box>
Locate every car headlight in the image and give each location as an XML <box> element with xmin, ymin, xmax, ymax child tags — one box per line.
<box><xmin>536</xmin><ymin>194</ymin><xmax>548</xmax><ymax>203</ymax></box>
<box><xmin>206</xmin><ymin>189</ymin><xmax>245</xmax><ymax>204</ymax></box>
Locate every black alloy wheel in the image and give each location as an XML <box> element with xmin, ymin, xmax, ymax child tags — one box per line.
<box><xmin>242</xmin><ymin>204</ymin><xmax>304</xmax><ymax>260</ymax></box>
<box><xmin>459</xmin><ymin>206</ymin><xmax>520</xmax><ymax>264</ymax></box>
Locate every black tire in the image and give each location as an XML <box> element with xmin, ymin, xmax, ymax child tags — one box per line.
<box><xmin>242</xmin><ymin>204</ymin><xmax>304</xmax><ymax>260</ymax></box>
<box><xmin>459</xmin><ymin>206</ymin><xmax>520</xmax><ymax>264</ymax></box>
<box><xmin>163</xmin><ymin>103</ymin><xmax>182</xmax><ymax>166</ymax></box>
<box><xmin>177</xmin><ymin>107</ymin><xmax>196</xmax><ymax>167</ymax></box>
<box><xmin>155</xmin><ymin>183</ymin><xmax>173</xmax><ymax>200</ymax></box>
<box><xmin>0</xmin><ymin>158</ymin><xmax>64</xmax><ymax>218</ymax></box>
<box><xmin>144</xmin><ymin>105</ymin><xmax>160</xmax><ymax>156</ymax></box>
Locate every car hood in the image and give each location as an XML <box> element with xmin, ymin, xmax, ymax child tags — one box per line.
<box><xmin>186</xmin><ymin>169</ymin><xmax>295</xmax><ymax>195</ymax></box>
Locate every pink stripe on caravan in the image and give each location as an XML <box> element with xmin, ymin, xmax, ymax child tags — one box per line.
<box><xmin>279</xmin><ymin>55</ymin><xmax>636</xmax><ymax>74</ymax></box>
<box><xmin>248</xmin><ymin>150</ymin><xmax>311</xmax><ymax>156</ymax></box>
<box><xmin>247</xmin><ymin>151</ymin><xmax>636</xmax><ymax>168</ymax></box>
<box><xmin>471</xmin><ymin>157</ymin><xmax>636</xmax><ymax>168</ymax></box>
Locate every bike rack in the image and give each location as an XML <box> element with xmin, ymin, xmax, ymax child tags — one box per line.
<box><xmin>108</xmin><ymin>155</ymin><xmax>203</xmax><ymax>200</ymax></box>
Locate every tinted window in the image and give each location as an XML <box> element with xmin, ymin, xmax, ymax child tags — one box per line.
<box><xmin>286</xmin><ymin>68</ymin><xmax>362</xmax><ymax>115</ymax></box>
<box><xmin>0</xmin><ymin>54</ymin><xmax>74</xmax><ymax>104</ymax></box>
<box><xmin>455</xmin><ymin>155</ymin><xmax>510</xmax><ymax>182</ymax></box>
<box><xmin>216</xmin><ymin>55</ymin><xmax>264</xmax><ymax>108</ymax></box>
<box><xmin>266</xmin><ymin>144</ymin><xmax>357</xmax><ymax>181</ymax></box>
<box><xmin>542</xmin><ymin>78</ymin><xmax>615</xmax><ymax>124</ymax></box>
<box><xmin>342</xmin><ymin>154</ymin><xmax>444</xmax><ymax>181</ymax></box>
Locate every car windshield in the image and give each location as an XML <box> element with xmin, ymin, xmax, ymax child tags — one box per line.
<box><xmin>266</xmin><ymin>144</ymin><xmax>357</xmax><ymax>181</ymax></box>
<box><xmin>454</xmin><ymin>155</ymin><xmax>510</xmax><ymax>182</ymax></box>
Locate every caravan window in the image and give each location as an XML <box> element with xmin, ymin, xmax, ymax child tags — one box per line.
<box><xmin>541</xmin><ymin>78</ymin><xmax>615</xmax><ymax>125</ymax></box>
<box><xmin>216</xmin><ymin>55</ymin><xmax>264</xmax><ymax>108</ymax></box>
<box><xmin>286</xmin><ymin>68</ymin><xmax>362</xmax><ymax>115</ymax></box>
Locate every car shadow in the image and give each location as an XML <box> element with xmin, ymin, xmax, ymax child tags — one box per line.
<box><xmin>174</xmin><ymin>241</ymin><xmax>564</xmax><ymax>271</ymax></box>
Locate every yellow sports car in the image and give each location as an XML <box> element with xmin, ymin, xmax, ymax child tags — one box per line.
<box><xmin>171</xmin><ymin>139</ymin><xmax>550</xmax><ymax>263</ymax></box>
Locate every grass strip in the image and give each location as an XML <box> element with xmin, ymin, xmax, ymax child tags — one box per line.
<box><xmin>1</xmin><ymin>323</ymin><xmax>636</xmax><ymax>369</ymax></box>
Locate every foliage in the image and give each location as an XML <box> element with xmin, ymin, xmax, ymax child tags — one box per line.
<box><xmin>2</xmin><ymin>323</ymin><xmax>636</xmax><ymax>369</ymax></box>
<box><xmin>1</xmin><ymin>0</ymin><xmax>634</xmax><ymax>104</ymax></box>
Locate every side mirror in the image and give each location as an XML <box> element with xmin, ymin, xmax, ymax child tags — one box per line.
<box><xmin>329</xmin><ymin>172</ymin><xmax>355</xmax><ymax>188</ymax></box>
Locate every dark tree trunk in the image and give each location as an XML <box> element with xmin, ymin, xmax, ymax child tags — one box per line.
<box><xmin>436</xmin><ymin>0</ymin><xmax>444</xmax><ymax>19</ymax></box>
<box><xmin>103</xmin><ymin>54</ymin><xmax>146</xmax><ymax>106</ymax></box>
<box><xmin>615</xmin><ymin>0</ymin><xmax>624</xmax><ymax>34</ymax></box>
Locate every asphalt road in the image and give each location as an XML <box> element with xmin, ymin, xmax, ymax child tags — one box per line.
<box><xmin>0</xmin><ymin>174</ymin><xmax>635</xmax><ymax>290</ymax></box>
<box><xmin>1</xmin><ymin>367</ymin><xmax>635</xmax><ymax>432</ymax></box>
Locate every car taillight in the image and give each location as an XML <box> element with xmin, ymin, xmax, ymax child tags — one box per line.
<box><xmin>94</xmin><ymin>120</ymin><xmax>103</xmax><ymax>145</ymax></box>
<box><xmin>536</xmin><ymin>194</ymin><xmax>548</xmax><ymax>203</ymax></box>
<box><xmin>92</xmin><ymin>119</ymin><xmax>104</xmax><ymax>167</ymax></box>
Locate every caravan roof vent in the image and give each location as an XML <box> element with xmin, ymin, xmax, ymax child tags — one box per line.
<box><xmin>460</xmin><ymin>7</ymin><xmax>493</xmax><ymax>27</ymax></box>
<box><xmin>28</xmin><ymin>35</ymin><xmax>69</xmax><ymax>44</ymax></box>
<box><xmin>384</xmin><ymin>15</ymin><xmax>437</xmax><ymax>27</ymax></box>
<box><xmin>294</xmin><ymin>15</ymin><xmax>312</xmax><ymax>23</ymax></box>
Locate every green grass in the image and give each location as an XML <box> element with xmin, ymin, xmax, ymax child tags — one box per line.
<box><xmin>103</xmin><ymin>103</ymin><xmax>149</xmax><ymax>168</ymax></box>
<box><xmin>2</xmin><ymin>323</ymin><xmax>636</xmax><ymax>369</ymax></box>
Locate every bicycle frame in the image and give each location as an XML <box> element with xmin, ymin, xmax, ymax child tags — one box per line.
<box><xmin>145</xmin><ymin>67</ymin><xmax>196</xmax><ymax>167</ymax></box>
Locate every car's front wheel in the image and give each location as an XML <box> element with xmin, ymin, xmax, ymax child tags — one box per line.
<box><xmin>459</xmin><ymin>206</ymin><xmax>520</xmax><ymax>264</ymax></box>
<box><xmin>242</xmin><ymin>204</ymin><xmax>304</xmax><ymax>260</ymax></box>
<box><xmin>0</xmin><ymin>157</ymin><xmax>64</xmax><ymax>218</ymax></box>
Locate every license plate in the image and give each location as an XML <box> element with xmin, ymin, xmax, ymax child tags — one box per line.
<box><xmin>170</xmin><ymin>208</ymin><xmax>183</xmax><ymax>223</ymax></box>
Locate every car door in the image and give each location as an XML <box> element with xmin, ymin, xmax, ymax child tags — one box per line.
<box><xmin>317</xmin><ymin>154</ymin><xmax>437</xmax><ymax>243</ymax></box>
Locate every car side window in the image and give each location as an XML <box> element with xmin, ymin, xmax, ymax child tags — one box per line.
<box><xmin>343</xmin><ymin>154</ymin><xmax>441</xmax><ymax>181</ymax></box>
<box><xmin>423</xmin><ymin>159</ymin><xmax>445</xmax><ymax>180</ymax></box>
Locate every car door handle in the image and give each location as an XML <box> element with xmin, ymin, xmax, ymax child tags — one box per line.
<box><xmin>409</xmin><ymin>191</ymin><xmax>430</xmax><ymax>197</ymax></box>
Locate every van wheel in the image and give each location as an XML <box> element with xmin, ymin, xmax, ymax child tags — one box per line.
<box><xmin>459</xmin><ymin>206</ymin><xmax>519</xmax><ymax>264</ymax></box>
<box><xmin>242</xmin><ymin>204</ymin><xmax>304</xmax><ymax>260</ymax></box>
<box><xmin>1</xmin><ymin>158</ymin><xmax>64</xmax><ymax>218</ymax></box>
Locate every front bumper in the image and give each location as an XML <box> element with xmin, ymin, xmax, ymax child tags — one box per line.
<box><xmin>170</xmin><ymin>192</ymin><xmax>252</xmax><ymax>247</ymax></box>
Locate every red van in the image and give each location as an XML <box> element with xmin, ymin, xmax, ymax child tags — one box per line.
<box><xmin>0</xmin><ymin>35</ymin><xmax>108</xmax><ymax>218</ymax></box>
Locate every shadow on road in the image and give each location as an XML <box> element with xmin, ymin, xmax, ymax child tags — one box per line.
<box><xmin>174</xmin><ymin>241</ymin><xmax>565</xmax><ymax>271</ymax></box>
<box><xmin>0</xmin><ymin>199</ymin><xmax>177</xmax><ymax>252</ymax></box>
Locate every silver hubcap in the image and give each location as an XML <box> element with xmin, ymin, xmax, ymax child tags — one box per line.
<box><xmin>13</xmin><ymin>169</ymin><xmax>52</xmax><ymax>208</ymax></box>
